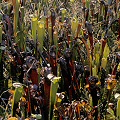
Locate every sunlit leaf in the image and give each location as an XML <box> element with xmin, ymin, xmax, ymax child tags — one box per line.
<box><xmin>95</xmin><ymin>53</ymin><xmax>100</xmax><ymax>67</ymax></box>
<box><xmin>38</xmin><ymin>20</ymin><xmax>45</xmax><ymax>51</ymax></box>
<box><xmin>12</xmin><ymin>86</ymin><xmax>23</xmax><ymax>116</ymax></box>
<box><xmin>103</xmin><ymin>43</ymin><xmax>110</xmax><ymax>59</ymax></box>
<box><xmin>92</xmin><ymin>65</ymin><xmax>97</xmax><ymax>77</ymax></box>
<box><xmin>60</xmin><ymin>8</ymin><xmax>67</xmax><ymax>22</ymax></box>
<box><xmin>71</xmin><ymin>17</ymin><xmax>78</xmax><ymax>37</ymax></box>
<box><xmin>32</xmin><ymin>17</ymin><xmax>38</xmax><ymax>41</ymax></box>
<box><xmin>13</xmin><ymin>0</ymin><xmax>20</xmax><ymax>37</ymax></box>
<box><xmin>114</xmin><ymin>93</ymin><xmax>120</xmax><ymax>99</ymax></box>
<box><xmin>49</xmin><ymin>76</ymin><xmax>61</xmax><ymax>120</ymax></box>
<box><xmin>101</xmin><ymin>58</ymin><xmax>107</xmax><ymax>69</ymax></box>
<box><xmin>70</xmin><ymin>0</ymin><xmax>75</xmax><ymax>3</ymax></box>
<box><xmin>31</xmin><ymin>114</ymin><xmax>42</xmax><ymax>119</ymax></box>
<box><xmin>117</xmin><ymin>99</ymin><xmax>120</xmax><ymax>120</ymax></box>
<box><xmin>106</xmin><ymin>107</ymin><xmax>116</xmax><ymax>120</ymax></box>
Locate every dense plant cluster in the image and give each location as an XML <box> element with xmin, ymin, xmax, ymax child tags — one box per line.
<box><xmin>0</xmin><ymin>0</ymin><xmax>120</xmax><ymax>120</ymax></box>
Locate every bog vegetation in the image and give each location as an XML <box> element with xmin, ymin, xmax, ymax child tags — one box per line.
<box><xmin>0</xmin><ymin>0</ymin><xmax>120</xmax><ymax>120</ymax></box>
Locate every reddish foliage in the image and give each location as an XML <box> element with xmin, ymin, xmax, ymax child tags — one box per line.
<box><xmin>29</xmin><ymin>69</ymin><xmax>38</xmax><ymax>85</ymax></box>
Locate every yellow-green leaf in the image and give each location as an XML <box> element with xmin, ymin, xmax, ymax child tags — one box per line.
<box><xmin>32</xmin><ymin>17</ymin><xmax>38</xmax><ymax>41</ymax></box>
<box><xmin>38</xmin><ymin>20</ymin><xmax>45</xmax><ymax>51</ymax></box>
<box><xmin>49</xmin><ymin>76</ymin><xmax>61</xmax><ymax>120</ymax></box>
<box><xmin>92</xmin><ymin>65</ymin><xmax>97</xmax><ymax>77</ymax></box>
<box><xmin>95</xmin><ymin>53</ymin><xmax>100</xmax><ymax>67</ymax></box>
<box><xmin>13</xmin><ymin>0</ymin><xmax>20</xmax><ymax>37</ymax></box>
<box><xmin>101</xmin><ymin>58</ymin><xmax>107</xmax><ymax>69</ymax></box>
<box><xmin>117</xmin><ymin>99</ymin><xmax>120</xmax><ymax>119</ymax></box>
<box><xmin>60</xmin><ymin>8</ymin><xmax>67</xmax><ymax>22</ymax></box>
<box><xmin>71</xmin><ymin>17</ymin><xmax>78</xmax><ymax>37</ymax></box>
<box><xmin>12</xmin><ymin>87</ymin><xmax>23</xmax><ymax>116</ymax></box>
<box><xmin>103</xmin><ymin>43</ymin><xmax>110</xmax><ymax>59</ymax></box>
